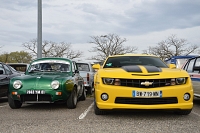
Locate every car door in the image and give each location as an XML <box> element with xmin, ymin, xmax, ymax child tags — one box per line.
<box><xmin>72</xmin><ymin>62</ymin><xmax>83</xmax><ymax>94</ymax></box>
<box><xmin>183</xmin><ymin>57</ymin><xmax>200</xmax><ymax>97</ymax></box>
<box><xmin>0</xmin><ymin>63</ymin><xmax>9</xmax><ymax>97</ymax></box>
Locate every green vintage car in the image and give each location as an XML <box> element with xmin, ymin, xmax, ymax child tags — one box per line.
<box><xmin>8</xmin><ymin>57</ymin><xmax>86</xmax><ymax>109</ymax></box>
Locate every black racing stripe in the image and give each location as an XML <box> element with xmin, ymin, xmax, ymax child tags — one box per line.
<box><xmin>122</xmin><ymin>65</ymin><xmax>142</xmax><ymax>73</ymax></box>
<box><xmin>143</xmin><ymin>65</ymin><xmax>162</xmax><ymax>72</ymax></box>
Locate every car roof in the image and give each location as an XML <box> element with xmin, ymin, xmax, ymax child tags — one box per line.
<box><xmin>188</xmin><ymin>56</ymin><xmax>200</xmax><ymax>60</ymax></box>
<box><xmin>31</xmin><ymin>57</ymin><xmax>72</xmax><ymax>63</ymax></box>
<box><xmin>7</xmin><ymin>63</ymin><xmax>29</xmax><ymax>65</ymax></box>
<box><xmin>108</xmin><ymin>54</ymin><xmax>157</xmax><ymax>58</ymax></box>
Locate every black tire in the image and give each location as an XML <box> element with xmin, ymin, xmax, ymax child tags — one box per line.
<box><xmin>94</xmin><ymin>100</ymin><xmax>107</xmax><ymax>115</ymax></box>
<box><xmin>67</xmin><ymin>88</ymin><xmax>77</xmax><ymax>109</ymax></box>
<box><xmin>8</xmin><ymin>94</ymin><xmax>22</xmax><ymax>109</ymax></box>
<box><xmin>174</xmin><ymin>109</ymin><xmax>192</xmax><ymax>115</ymax></box>
<box><xmin>86</xmin><ymin>87</ymin><xmax>93</xmax><ymax>95</ymax></box>
<box><xmin>79</xmin><ymin>87</ymin><xmax>86</xmax><ymax>101</ymax></box>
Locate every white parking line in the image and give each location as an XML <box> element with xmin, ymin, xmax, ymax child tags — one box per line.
<box><xmin>78</xmin><ymin>102</ymin><xmax>94</xmax><ymax>119</ymax></box>
<box><xmin>0</xmin><ymin>104</ymin><xmax>7</xmax><ymax>108</ymax></box>
<box><xmin>192</xmin><ymin>111</ymin><xmax>200</xmax><ymax>117</ymax></box>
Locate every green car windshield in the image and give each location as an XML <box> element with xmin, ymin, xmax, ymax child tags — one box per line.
<box><xmin>28</xmin><ymin>60</ymin><xmax>71</xmax><ymax>73</ymax></box>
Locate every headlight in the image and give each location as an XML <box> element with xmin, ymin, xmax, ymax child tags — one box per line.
<box><xmin>102</xmin><ymin>78</ymin><xmax>120</xmax><ymax>85</ymax></box>
<box><xmin>51</xmin><ymin>80</ymin><xmax>60</xmax><ymax>89</ymax></box>
<box><xmin>103</xmin><ymin>78</ymin><xmax>114</xmax><ymax>85</ymax></box>
<box><xmin>13</xmin><ymin>80</ymin><xmax>22</xmax><ymax>89</ymax></box>
<box><xmin>176</xmin><ymin>78</ymin><xmax>186</xmax><ymax>85</ymax></box>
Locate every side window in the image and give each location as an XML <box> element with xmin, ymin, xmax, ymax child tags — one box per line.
<box><xmin>194</xmin><ymin>58</ymin><xmax>200</xmax><ymax>73</ymax></box>
<box><xmin>186</xmin><ymin>59</ymin><xmax>195</xmax><ymax>73</ymax></box>
<box><xmin>3</xmin><ymin>64</ymin><xmax>12</xmax><ymax>75</ymax></box>
<box><xmin>0</xmin><ymin>64</ymin><xmax>5</xmax><ymax>74</ymax></box>
<box><xmin>74</xmin><ymin>62</ymin><xmax>78</xmax><ymax>70</ymax></box>
<box><xmin>194</xmin><ymin>58</ymin><xmax>200</xmax><ymax>67</ymax></box>
<box><xmin>71</xmin><ymin>62</ymin><xmax>75</xmax><ymax>72</ymax></box>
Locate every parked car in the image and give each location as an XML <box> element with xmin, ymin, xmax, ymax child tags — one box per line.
<box><xmin>8</xmin><ymin>57</ymin><xmax>86</xmax><ymax>109</ymax></box>
<box><xmin>165</xmin><ymin>55</ymin><xmax>197</xmax><ymax>69</ymax></box>
<box><xmin>0</xmin><ymin>62</ymin><xmax>22</xmax><ymax>98</ymax></box>
<box><xmin>92</xmin><ymin>54</ymin><xmax>193</xmax><ymax>115</ymax></box>
<box><xmin>76</xmin><ymin>62</ymin><xmax>95</xmax><ymax>95</ymax></box>
<box><xmin>7</xmin><ymin>63</ymin><xmax>29</xmax><ymax>73</ymax></box>
<box><xmin>182</xmin><ymin>56</ymin><xmax>200</xmax><ymax>98</ymax></box>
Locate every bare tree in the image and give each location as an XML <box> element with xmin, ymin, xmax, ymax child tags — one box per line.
<box><xmin>22</xmin><ymin>39</ymin><xmax>83</xmax><ymax>59</ymax></box>
<box><xmin>89</xmin><ymin>33</ymin><xmax>138</xmax><ymax>61</ymax></box>
<box><xmin>142</xmin><ymin>34</ymin><xmax>199</xmax><ymax>60</ymax></box>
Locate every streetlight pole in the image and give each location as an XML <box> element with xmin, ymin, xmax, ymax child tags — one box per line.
<box><xmin>37</xmin><ymin>0</ymin><xmax>42</xmax><ymax>59</ymax></box>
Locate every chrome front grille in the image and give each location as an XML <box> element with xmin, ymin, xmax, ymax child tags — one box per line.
<box><xmin>120</xmin><ymin>78</ymin><xmax>172</xmax><ymax>88</ymax></box>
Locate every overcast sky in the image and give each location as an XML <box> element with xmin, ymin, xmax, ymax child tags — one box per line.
<box><xmin>0</xmin><ymin>0</ymin><xmax>200</xmax><ymax>60</ymax></box>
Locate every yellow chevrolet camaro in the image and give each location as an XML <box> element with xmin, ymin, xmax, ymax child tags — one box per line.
<box><xmin>92</xmin><ymin>54</ymin><xmax>193</xmax><ymax>115</ymax></box>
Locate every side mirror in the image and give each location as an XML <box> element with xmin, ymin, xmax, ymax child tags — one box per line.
<box><xmin>92</xmin><ymin>64</ymin><xmax>100</xmax><ymax>70</ymax></box>
<box><xmin>75</xmin><ymin>70</ymin><xmax>79</xmax><ymax>74</ymax></box>
<box><xmin>168</xmin><ymin>64</ymin><xmax>176</xmax><ymax>69</ymax></box>
<box><xmin>0</xmin><ymin>70</ymin><xmax>3</xmax><ymax>74</ymax></box>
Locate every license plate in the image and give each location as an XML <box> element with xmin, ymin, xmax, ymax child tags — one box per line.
<box><xmin>132</xmin><ymin>90</ymin><xmax>162</xmax><ymax>97</ymax></box>
<box><xmin>26</xmin><ymin>90</ymin><xmax>45</xmax><ymax>94</ymax></box>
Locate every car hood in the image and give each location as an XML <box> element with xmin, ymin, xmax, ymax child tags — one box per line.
<box><xmin>11</xmin><ymin>73</ymin><xmax>70</xmax><ymax>89</ymax></box>
<box><xmin>98</xmin><ymin>65</ymin><xmax>189</xmax><ymax>79</ymax></box>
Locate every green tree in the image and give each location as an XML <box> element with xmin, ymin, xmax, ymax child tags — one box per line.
<box><xmin>0</xmin><ymin>51</ymin><xmax>32</xmax><ymax>63</ymax></box>
<box><xmin>0</xmin><ymin>52</ymin><xmax>9</xmax><ymax>63</ymax></box>
<box><xmin>9</xmin><ymin>51</ymin><xmax>33</xmax><ymax>63</ymax></box>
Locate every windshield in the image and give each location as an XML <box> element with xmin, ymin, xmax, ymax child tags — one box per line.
<box><xmin>176</xmin><ymin>59</ymin><xmax>188</xmax><ymax>69</ymax></box>
<box><xmin>28</xmin><ymin>60</ymin><xmax>71</xmax><ymax>73</ymax></box>
<box><xmin>103</xmin><ymin>56</ymin><xmax>168</xmax><ymax>68</ymax></box>
<box><xmin>77</xmin><ymin>63</ymin><xmax>90</xmax><ymax>72</ymax></box>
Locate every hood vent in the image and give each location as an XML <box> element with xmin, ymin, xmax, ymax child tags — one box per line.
<box><xmin>122</xmin><ymin>65</ymin><xmax>162</xmax><ymax>73</ymax></box>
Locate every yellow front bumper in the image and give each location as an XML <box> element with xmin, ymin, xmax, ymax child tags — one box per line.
<box><xmin>95</xmin><ymin>84</ymin><xmax>193</xmax><ymax>110</ymax></box>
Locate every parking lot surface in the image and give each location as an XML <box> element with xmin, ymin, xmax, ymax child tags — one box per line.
<box><xmin>0</xmin><ymin>96</ymin><xmax>200</xmax><ymax>133</ymax></box>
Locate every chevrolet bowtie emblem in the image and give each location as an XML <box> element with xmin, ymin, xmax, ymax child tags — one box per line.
<box><xmin>141</xmin><ymin>81</ymin><xmax>153</xmax><ymax>86</ymax></box>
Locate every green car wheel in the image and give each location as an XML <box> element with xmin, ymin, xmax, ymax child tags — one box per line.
<box><xmin>67</xmin><ymin>88</ymin><xmax>77</xmax><ymax>109</ymax></box>
<box><xmin>8</xmin><ymin>94</ymin><xmax>22</xmax><ymax>109</ymax></box>
<box><xmin>79</xmin><ymin>87</ymin><xmax>86</xmax><ymax>101</ymax></box>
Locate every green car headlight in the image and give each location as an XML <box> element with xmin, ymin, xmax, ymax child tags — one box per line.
<box><xmin>51</xmin><ymin>80</ymin><xmax>60</xmax><ymax>89</ymax></box>
<box><xmin>13</xmin><ymin>80</ymin><xmax>22</xmax><ymax>89</ymax></box>
<box><xmin>176</xmin><ymin>78</ymin><xmax>186</xmax><ymax>85</ymax></box>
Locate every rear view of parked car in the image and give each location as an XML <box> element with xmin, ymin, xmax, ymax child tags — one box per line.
<box><xmin>7</xmin><ymin>63</ymin><xmax>29</xmax><ymax>73</ymax></box>
<box><xmin>182</xmin><ymin>56</ymin><xmax>200</xmax><ymax>98</ymax></box>
<box><xmin>77</xmin><ymin>62</ymin><xmax>95</xmax><ymax>95</ymax></box>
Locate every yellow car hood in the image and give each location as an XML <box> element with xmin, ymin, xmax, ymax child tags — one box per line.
<box><xmin>98</xmin><ymin>65</ymin><xmax>189</xmax><ymax>79</ymax></box>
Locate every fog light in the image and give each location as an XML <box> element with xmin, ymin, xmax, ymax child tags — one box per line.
<box><xmin>12</xmin><ymin>92</ymin><xmax>18</xmax><ymax>95</ymax></box>
<box><xmin>56</xmin><ymin>92</ymin><xmax>62</xmax><ymax>95</ymax></box>
<box><xmin>101</xmin><ymin>93</ymin><xmax>109</xmax><ymax>101</ymax></box>
<box><xmin>183</xmin><ymin>93</ymin><xmax>190</xmax><ymax>101</ymax></box>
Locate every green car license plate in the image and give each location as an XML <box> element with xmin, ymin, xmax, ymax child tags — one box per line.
<box><xmin>26</xmin><ymin>90</ymin><xmax>45</xmax><ymax>94</ymax></box>
<box><xmin>132</xmin><ymin>90</ymin><xmax>162</xmax><ymax>97</ymax></box>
